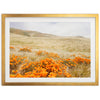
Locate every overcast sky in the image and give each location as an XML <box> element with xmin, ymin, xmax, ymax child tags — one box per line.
<box><xmin>10</xmin><ymin>22</ymin><xmax>90</xmax><ymax>38</ymax></box>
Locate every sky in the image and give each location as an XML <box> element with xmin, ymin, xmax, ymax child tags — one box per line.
<box><xmin>10</xmin><ymin>22</ymin><xmax>91</xmax><ymax>38</ymax></box>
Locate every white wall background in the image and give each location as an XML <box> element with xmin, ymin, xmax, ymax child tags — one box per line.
<box><xmin>0</xmin><ymin>0</ymin><xmax>99</xmax><ymax>100</ymax></box>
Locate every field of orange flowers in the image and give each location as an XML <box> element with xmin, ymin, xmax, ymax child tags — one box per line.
<box><xmin>10</xmin><ymin>46</ymin><xmax>91</xmax><ymax>78</ymax></box>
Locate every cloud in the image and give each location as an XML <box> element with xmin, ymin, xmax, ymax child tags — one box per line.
<box><xmin>10</xmin><ymin>22</ymin><xmax>90</xmax><ymax>38</ymax></box>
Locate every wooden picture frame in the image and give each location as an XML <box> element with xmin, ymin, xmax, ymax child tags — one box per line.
<box><xmin>2</xmin><ymin>14</ymin><xmax>99</xmax><ymax>85</ymax></box>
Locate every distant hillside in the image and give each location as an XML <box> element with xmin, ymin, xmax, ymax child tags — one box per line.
<box><xmin>10</xmin><ymin>28</ymin><xmax>57</xmax><ymax>37</ymax></box>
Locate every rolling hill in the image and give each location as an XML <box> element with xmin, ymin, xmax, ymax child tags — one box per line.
<box><xmin>10</xmin><ymin>28</ymin><xmax>57</xmax><ymax>37</ymax></box>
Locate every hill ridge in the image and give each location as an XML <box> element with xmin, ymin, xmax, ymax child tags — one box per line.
<box><xmin>10</xmin><ymin>28</ymin><xmax>57</xmax><ymax>37</ymax></box>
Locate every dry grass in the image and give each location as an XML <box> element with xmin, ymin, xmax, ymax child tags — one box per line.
<box><xmin>10</xmin><ymin>31</ymin><xmax>90</xmax><ymax>78</ymax></box>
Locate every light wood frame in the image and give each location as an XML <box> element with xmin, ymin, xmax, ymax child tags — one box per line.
<box><xmin>2</xmin><ymin>14</ymin><xmax>99</xmax><ymax>86</ymax></box>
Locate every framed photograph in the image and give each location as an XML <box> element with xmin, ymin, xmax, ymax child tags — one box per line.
<box><xmin>2</xmin><ymin>14</ymin><xmax>99</xmax><ymax>85</ymax></box>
